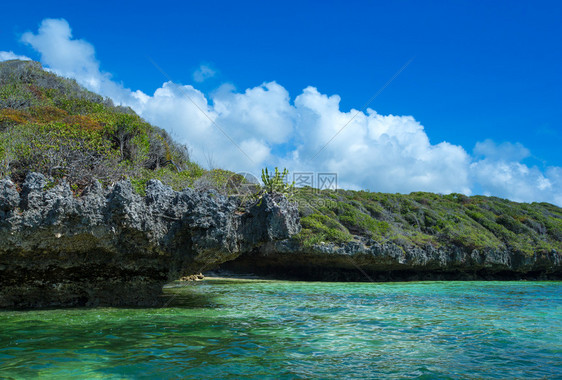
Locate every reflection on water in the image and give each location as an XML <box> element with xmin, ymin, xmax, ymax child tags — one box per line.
<box><xmin>1</xmin><ymin>280</ymin><xmax>561</xmax><ymax>379</ymax></box>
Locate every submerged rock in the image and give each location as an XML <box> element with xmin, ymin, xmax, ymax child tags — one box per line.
<box><xmin>179</xmin><ymin>273</ymin><xmax>205</xmax><ymax>281</ymax></box>
<box><xmin>0</xmin><ymin>173</ymin><xmax>300</xmax><ymax>308</ymax></box>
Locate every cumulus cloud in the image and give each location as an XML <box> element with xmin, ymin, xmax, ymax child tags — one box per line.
<box><xmin>473</xmin><ymin>139</ymin><xmax>531</xmax><ymax>161</ymax></box>
<box><xmin>290</xmin><ymin>87</ymin><xmax>472</xmax><ymax>194</ymax></box>
<box><xmin>13</xmin><ymin>18</ymin><xmax>562</xmax><ymax>205</ymax></box>
<box><xmin>193</xmin><ymin>64</ymin><xmax>216</xmax><ymax>83</ymax></box>
<box><xmin>0</xmin><ymin>51</ymin><xmax>31</xmax><ymax>61</ymax></box>
<box><xmin>470</xmin><ymin>141</ymin><xmax>562</xmax><ymax>204</ymax></box>
<box><xmin>213</xmin><ymin>81</ymin><xmax>296</xmax><ymax>144</ymax></box>
<box><xmin>21</xmin><ymin>19</ymin><xmax>98</xmax><ymax>81</ymax></box>
<box><xmin>20</xmin><ymin>18</ymin><xmax>143</xmax><ymax>105</ymax></box>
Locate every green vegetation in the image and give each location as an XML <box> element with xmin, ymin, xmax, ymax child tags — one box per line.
<box><xmin>260</xmin><ymin>167</ymin><xmax>294</xmax><ymax>196</ymax></box>
<box><xmin>293</xmin><ymin>189</ymin><xmax>562</xmax><ymax>255</ymax></box>
<box><xmin>0</xmin><ymin>60</ymin><xmax>238</xmax><ymax>193</ymax></box>
<box><xmin>261</xmin><ymin>167</ymin><xmax>291</xmax><ymax>193</ymax></box>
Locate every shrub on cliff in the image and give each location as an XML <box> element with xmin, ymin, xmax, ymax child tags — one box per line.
<box><xmin>261</xmin><ymin>167</ymin><xmax>294</xmax><ymax>196</ymax></box>
<box><xmin>293</xmin><ymin>188</ymin><xmax>562</xmax><ymax>255</ymax></box>
<box><xmin>0</xmin><ymin>60</ymin><xmax>235</xmax><ymax>193</ymax></box>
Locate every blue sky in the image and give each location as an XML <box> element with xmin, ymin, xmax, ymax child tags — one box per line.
<box><xmin>1</xmin><ymin>0</ymin><xmax>561</xmax><ymax>204</ymax></box>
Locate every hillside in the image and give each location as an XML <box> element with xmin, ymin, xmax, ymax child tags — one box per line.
<box><xmin>293</xmin><ymin>189</ymin><xmax>562</xmax><ymax>257</ymax></box>
<box><xmin>222</xmin><ymin>187</ymin><xmax>562</xmax><ymax>280</ymax></box>
<box><xmin>0</xmin><ymin>60</ymin><xmax>236</xmax><ymax>194</ymax></box>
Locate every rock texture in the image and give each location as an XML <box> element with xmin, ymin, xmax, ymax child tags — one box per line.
<box><xmin>2</xmin><ymin>171</ymin><xmax>560</xmax><ymax>308</ymax></box>
<box><xmin>219</xmin><ymin>236</ymin><xmax>562</xmax><ymax>281</ymax></box>
<box><xmin>0</xmin><ymin>173</ymin><xmax>300</xmax><ymax>308</ymax></box>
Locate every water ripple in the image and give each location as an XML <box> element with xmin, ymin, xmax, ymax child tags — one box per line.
<box><xmin>0</xmin><ymin>281</ymin><xmax>561</xmax><ymax>379</ymax></box>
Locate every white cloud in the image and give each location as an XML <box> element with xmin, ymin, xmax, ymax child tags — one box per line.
<box><xmin>193</xmin><ymin>64</ymin><xmax>216</xmax><ymax>83</ymax></box>
<box><xmin>473</xmin><ymin>139</ymin><xmax>531</xmax><ymax>161</ymax></box>
<box><xmin>470</xmin><ymin>141</ymin><xmax>562</xmax><ymax>204</ymax></box>
<box><xmin>21</xmin><ymin>19</ymin><xmax>100</xmax><ymax>87</ymax></box>
<box><xmin>15</xmin><ymin>18</ymin><xmax>562</xmax><ymax>205</ymax></box>
<box><xmin>20</xmin><ymin>18</ymin><xmax>138</xmax><ymax>105</ymax></box>
<box><xmin>213</xmin><ymin>81</ymin><xmax>296</xmax><ymax>144</ymax></box>
<box><xmin>290</xmin><ymin>87</ymin><xmax>472</xmax><ymax>194</ymax></box>
<box><xmin>0</xmin><ymin>51</ymin><xmax>31</xmax><ymax>62</ymax></box>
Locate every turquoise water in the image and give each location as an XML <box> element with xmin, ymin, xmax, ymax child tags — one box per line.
<box><xmin>1</xmin><ymin>280</ymin><xmax>561</xmax><ymax>379</ymax></box>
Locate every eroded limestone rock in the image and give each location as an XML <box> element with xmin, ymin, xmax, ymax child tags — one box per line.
<box><xmin>0</xmin><ymin>173</ymin><xmax>300</xmax><ymax>308</ymax></box>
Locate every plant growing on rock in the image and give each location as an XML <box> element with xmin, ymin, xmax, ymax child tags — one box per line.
<box><xmin>235</xmin><ymin>167</ymin><xmax>295</xmax><ymax>210</ymax></box>
<box><xmin>261</xmin><ymin>167</ymin><xmax>294</xmax><ymax>197</ymax></box>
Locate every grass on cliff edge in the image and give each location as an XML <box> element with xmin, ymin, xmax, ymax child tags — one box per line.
<box><xmin>293</xmin><ymin>188</ymin><xmax>562</xmax><ymax>256</ymax></box>
<box><xmin>0</xmin><ymin>60</ymin><xmax>244</xmax><ymax>194</ymax></box>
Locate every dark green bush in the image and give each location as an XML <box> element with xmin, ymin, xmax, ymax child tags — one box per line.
<box><xmin>292</xmin><ymin>186</ymin><xmax>561</xmax><ymax>256</ymax></box>
<box><xmin>0</xmin><ymin>60</ymin><xmax>231</xmax><ymax>194</ymax></box>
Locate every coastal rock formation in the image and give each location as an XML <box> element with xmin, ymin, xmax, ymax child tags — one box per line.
<box><xmin>220</xmin><ymin>237</ymin><xmax>562</xmax><ymax>281</ymax></box>
<box><xmin>221</xmin><ymin>187</ymin><xmax>562</xmax><ymax>281</ymax></box>
<box><xmin>0</xmin><ymin>173</ymin><xmax>300</xmax><ymax>308</ymax></box>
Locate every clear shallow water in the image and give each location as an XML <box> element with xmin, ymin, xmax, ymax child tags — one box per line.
<box><xmin>1</xmin><ymin>281</ymin><xmax>561</xmax><ymax>379</ymax></box>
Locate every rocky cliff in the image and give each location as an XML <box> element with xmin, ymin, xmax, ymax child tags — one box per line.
<box><xmin>220</xmin><ymin>237</ymin><xmax>562</xmax><ymax>281</ymax></box>
<box><xmin>0</xmin><ymin>173</ymin><xmax>300</xmax><ymax>308</ymax></box>
<box><xmin>219</xmin><ymin>188</ymin><xmax>562</xmax><ymax>281</ymax></box>
<box><xmin>2</xmin><ymin>172</ymin><xmax>561</xmax><ymax>309</ymax></box>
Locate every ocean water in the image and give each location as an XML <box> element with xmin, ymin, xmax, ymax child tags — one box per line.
<box><xmin>0</xmin><ymin>280</ymin><xmax>561</xmax><ymax>379</ymax></box>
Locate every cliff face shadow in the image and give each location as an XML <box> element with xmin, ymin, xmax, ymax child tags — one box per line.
<box><xmin>160</xmin><ymin>284</ymin><xmax>221</xmax><ymax>309</ymax></box>
<box><xmin>0</xmin><ymin>280</ymin><xmax>220</xmax><ymax>311</ymax></box>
